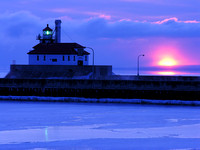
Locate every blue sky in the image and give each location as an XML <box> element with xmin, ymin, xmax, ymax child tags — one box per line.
<box><xmin>1</xmin><ymin>0</ymin><xmax>200</xmax><ymax>75</ymax></box>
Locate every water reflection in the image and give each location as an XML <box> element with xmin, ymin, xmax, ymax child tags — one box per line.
<box><xmin>149</xmin><ymin>71</ymin><xmax>191</xmax><ymax>76</ymax></box>
<box><xmin>113</xmin><ymin>67</ymin><xmax>200</xmax><ymax>76</ymax></box>
<box><xmin>45</xmin><ymin>127</ymin><xmax>48</xmax><ymax>141</ymax></box>
<box><xmin>157</xmin><ymin>71</ymin><xmax>176</xmax><ymax>75</ymax></box>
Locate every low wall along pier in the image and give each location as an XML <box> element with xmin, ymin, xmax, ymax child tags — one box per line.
<box><xmin>5</xmin><ymin>65</ymin><xmax>112</xmax><ymax>79</ymax></box>
<box><xmin>0</xmin><ymin>77</ymin><xmax>200</xmax><ymax>101</ymax></box>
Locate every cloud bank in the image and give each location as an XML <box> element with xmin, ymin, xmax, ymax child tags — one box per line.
<box><xmin>67</xmin><ymin>17</ymin><xmax>200</xmax><ymax>39</ymax></box>
<box><xmin>1</xmin><ymin>11</ymin><xmax>200</xmax><ymax>40</ymax></box>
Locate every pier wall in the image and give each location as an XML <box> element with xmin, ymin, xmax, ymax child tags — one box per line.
<box><xmin>5</xmin><ymin>65</ymin><xmax>112</xmax><ymax>79</ymax></box>
<box><xmin>0</xmin><ymin>78</ymin><xmax>200</xmax><ymax>100</ymax></box>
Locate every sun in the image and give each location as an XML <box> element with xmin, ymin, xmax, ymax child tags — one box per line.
<box><xmin>158</xmin><ymin>57</ymin><xmax>177</xmax><ymax>66</ymax></box>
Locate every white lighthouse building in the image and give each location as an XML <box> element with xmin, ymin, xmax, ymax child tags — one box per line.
<box><xmin>28</xmin><ymin>20</ymin><xmax>90</xmax><ymax>66</ymax></box>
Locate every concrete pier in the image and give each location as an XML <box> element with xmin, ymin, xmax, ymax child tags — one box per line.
<box><xmin>0</xmin><ymin>77</ymin><xmax>200</xmax><ymax>100</ymax></box>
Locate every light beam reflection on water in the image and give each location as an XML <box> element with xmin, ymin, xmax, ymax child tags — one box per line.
<box><xmin>45</xmin><ymin>127</ymin><xmax>48</xmax><ymax>141</ymax></box>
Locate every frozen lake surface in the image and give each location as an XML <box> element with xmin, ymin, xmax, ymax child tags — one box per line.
<box><xmin>0</xmin><ymin>100</ymin><xmax>200</xmax><ymax>149</ymax></box>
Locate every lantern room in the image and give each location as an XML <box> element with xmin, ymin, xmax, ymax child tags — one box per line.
<box><xmin>43</xmin><ymin>24</ymin><xmax>53</xmax><ymax>41</ymax></box>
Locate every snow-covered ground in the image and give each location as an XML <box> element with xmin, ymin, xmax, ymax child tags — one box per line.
<box><xmin>0</xmin><ymin>100</ymin><xmax>200</xmax><ymax>149</ymax></box>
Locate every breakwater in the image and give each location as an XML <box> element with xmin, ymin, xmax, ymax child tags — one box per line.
<box><xmin>0</xmin><ymin>77</ymin><xmax>200</xmax><ymax>101</ymax></box>
<box><xmin>1</xmin><ymin>96</ymin><xmax>200</xmax><ymax>106</ymax></box>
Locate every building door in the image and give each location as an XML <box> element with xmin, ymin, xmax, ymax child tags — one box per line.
<box><xmin>78</xmin><ymin>60</ymin><xmax>83</xmax><ymax>66</ymax></box>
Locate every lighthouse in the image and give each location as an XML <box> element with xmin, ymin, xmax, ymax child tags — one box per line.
<box><xmin>5</xmin><ymin>20</ymin><xmax>112</xmax><ymax>79</ymax></box>
<box><xmin>28</xmin><ymin>20</ymin><xmax>90</xmax><ymax>66</ymax></box>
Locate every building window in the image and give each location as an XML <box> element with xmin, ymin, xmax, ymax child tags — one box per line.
<box><xmin>44</xmin><ymin>55</ymin><xmax>46</xmax><ymax>61</ymax></box>
<box><xmin>63</xmin><ymin>56</ymin><xmax>65</xmax><ymax>61</ymax></box>
<box><xmin>37</xmin><ymin>55</ymin><xmax>39</xmax><ymax>61</ymax></box>
<box><xmin>68</xmin><ymin>56</ymin><xmax>70</xmax><ymax>61</ymax></box>
<box><xmin>85</xmin><ymin>56</ymin><xmax>87</xmax><ymax>61</ymax></box>
<box><xmin>52</xmin><ymin>59</ymin><xmax>57</xmax><ymax>62</ymax></box>
<box><xmin>73</xmin><ymin>56</ymin><xmax>76</xmax><ymax>61</ymax></box>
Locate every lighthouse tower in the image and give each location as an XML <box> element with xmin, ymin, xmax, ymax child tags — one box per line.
<box><xmin>37</xmin><ymin>24</ymin><xmax>54</xmax><ymax>43</ymax></box>
<box><xmin>43</xmin><ymin>24</ymin><xmax>53</xmax><ymax>42</ymax></box>
<box><xmin>37</xmin><ymin>20</ymin><xmax>62</xmax><ymax>44</ymax></box>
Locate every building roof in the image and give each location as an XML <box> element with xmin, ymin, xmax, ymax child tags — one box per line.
<box><xmin>27</xmin><ymin>43</ymin><xmax>90</xmax><ymax>55</ymax></box>
<box><xmin>43</xmin><ymin>24</ymin><xmax>53</xmax><ymax>31</ymax></box>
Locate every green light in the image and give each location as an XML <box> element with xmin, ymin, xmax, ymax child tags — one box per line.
<box><xmin>43</xmin><ymin>30</ymin><xmax>52</xmax><ymax>36</ymax></box>
<box><xmin>46</xmin><ymin>31</ymin><xmax>50</xmax><ymax>35</ymax></box>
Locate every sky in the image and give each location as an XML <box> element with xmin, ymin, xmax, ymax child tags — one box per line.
<box><xmin>1</xmin><ymin>0</ymin><xmax>200</xmax><ymax>75</ymax></box>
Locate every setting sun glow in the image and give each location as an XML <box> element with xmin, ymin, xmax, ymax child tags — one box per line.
<box><xmin>158</xmin><ymin>57</ymin><xmax>177</xmax><ymax>66</ymax></box>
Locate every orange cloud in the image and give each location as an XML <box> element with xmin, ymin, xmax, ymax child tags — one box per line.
<box><xmin>154</xmin><ymin>17</ymin><xmax>200</xmax><ymax>24</ymax></box>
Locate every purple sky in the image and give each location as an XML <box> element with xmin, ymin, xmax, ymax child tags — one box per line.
<box><xmin>1</xmin><ymin>0</ymin><xmax>200</xmax><ymax>75</ymax></box>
